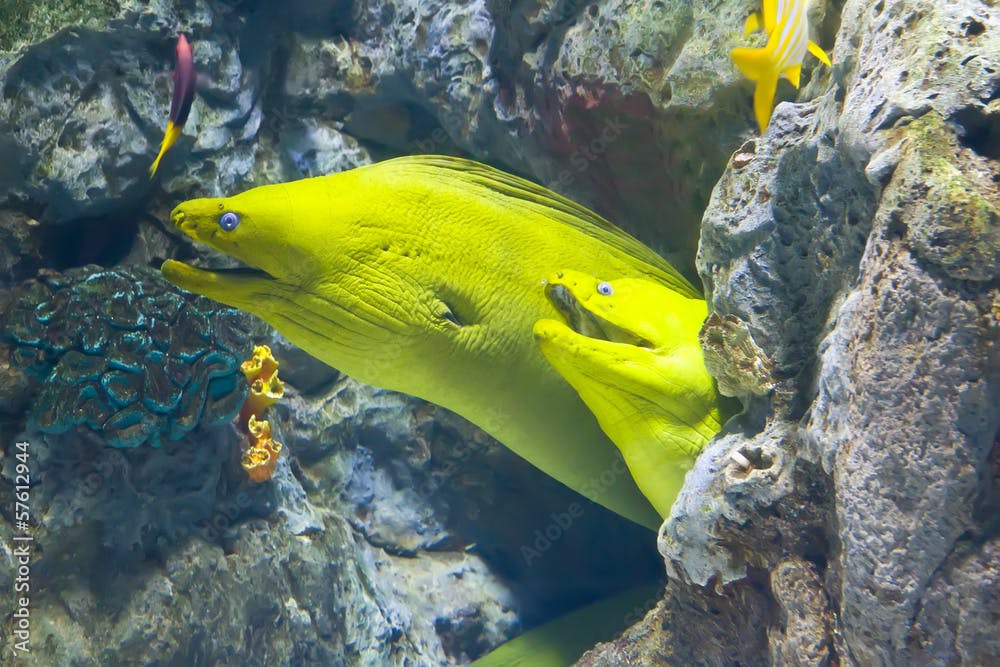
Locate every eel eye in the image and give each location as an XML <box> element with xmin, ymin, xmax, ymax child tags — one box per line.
<box><xmin>219</xmin><ymin>211</ymin><xmax>240</xmax><ymax>231</ymax></box>
<box><xmin>597</xmin><ymin>281</ymin><xmax>614</xmax><ymax>296</ymax></box>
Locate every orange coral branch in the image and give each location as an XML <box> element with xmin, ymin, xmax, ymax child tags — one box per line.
<box><xmin>241</xmin><ymin>344</ymin><xmax>279</xmax><ymax>383</ymax></box>
<box><xmin>236</xmin><ymin>345</ymin><xmax>285</xmax><ymax>482</ymax></box>
<box><xmin>241</xmin><ymin>414</ymin><xmax>283</xmax><ymax>482</ymax></box>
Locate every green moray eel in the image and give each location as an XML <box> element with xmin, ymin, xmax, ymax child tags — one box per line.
<box><xmin>161</xmin><ymin>155</ymin><xmax>699</xmax><ymax>530</ymax></box>
<box><xmin>533</xmin><ymin>270</ymin><xmax>722</xmax><ymax>519</ymax></box>
<box><xmin>470</xmin><ymin>584</ymin><xmax>658</xmax><ymax>666</ymax></box>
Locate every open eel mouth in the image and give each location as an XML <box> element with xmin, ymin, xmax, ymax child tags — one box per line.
<box><xmin>162</xmin><ymin>261</ymin><xmax>277</xmax><ymax>284</ymax></box>
<box><xmin>545</xmin><ymin>283</ymin><xmax>655</xmax><ymax>350</ymax></box>
<box><xmin>161</xmin><ymin>255</ymin><xmax>280</xmax><ymax>301</ymax></box>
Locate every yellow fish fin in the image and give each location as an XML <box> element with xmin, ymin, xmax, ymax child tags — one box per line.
<box><xmin>730</xmin><ymin>46</ymin><xmax>772</xmax><ymax>82</ymax></box>
<box><xmin>731</xmin><ymin>46</ymin><xmax>780</xmax><ymax>132</ymax></box>
<box><xmin>743</xmin><ymin>11</ymin><xmax>763</xmax><ymax>36</ymax></box>
<box><xmin>808</xmin><ymin>40</ymin><xmax>833</xmax><ymax>67</ymax></box>
<box><xmin>753</xmin><ymin>71</ymin><xmax>778</xmax><ymax>133</ymax></box>
<box><xmin>784</xmin><ymin>64</ymin><xmax>802</xmax><ymax>89</ymax></box>
<box><xmin>149</xmin><ymin>121</ymin><xmax>182</xmax><ymax>178</ymax></box>
<box><xmin>387</xmin><ymin>155</ymin><xmax>698</xmax><ymax>297</ymax></box>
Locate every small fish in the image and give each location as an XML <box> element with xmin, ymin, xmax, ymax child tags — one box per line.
<box><xmin>149</xmin><ymin>34</ymin><xmax>195</xmax><ymax>178</ymax></box>
<box><xmin>730</xmin><ymin>0</ymin><xmax>832</xmax><ymax>133</ymax></box>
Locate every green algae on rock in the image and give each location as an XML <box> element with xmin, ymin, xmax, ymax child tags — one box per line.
<box><xmin>0</xmin><ymin>0</ymin><xmax>119</xmax><ymax>53</ymax></box>
<box><xmin>2</xmin><ymin>265</ymin><xmax>260</xmax><ymax>447</ymax></box>
<box><xmin>889</xmin><ymin>112</ymin><xmax>1000</xmax><ymax>282</ymax></box>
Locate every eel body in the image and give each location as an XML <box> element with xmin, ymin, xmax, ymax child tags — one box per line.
<box><xmin>534</xmin><ymin>270</ymin><xmax>722</xmax><ymax>518</ymax></box>
<box><xmin>469</xmin><ymin>584</ymin><xmax>659</xmax><ymax>666</ymax></box>
<box><xmin>162</xmin><ymin>155</ymin><xmax>699</xmax><ymax>530</ymax></box>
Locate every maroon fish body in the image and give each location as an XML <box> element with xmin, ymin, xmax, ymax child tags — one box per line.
<box><xmin>170</xmin><ymin>34</ymin><xmax>195</xmax><ymax>127</ymax></box>
<box><xmin>150</xmin><ymin>34</ymin><xmax>196</xmax><ymax>177</ymax></box>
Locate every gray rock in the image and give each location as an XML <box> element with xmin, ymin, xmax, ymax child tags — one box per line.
<box><xmin>584</xmin><ymin>0</ymin><xmax>1000</xmax><ymax>665</ymax></box>
<box><xmin>806</xmin><ymin>128</ymin><xmax>998</xmax><ymax>664</ymax></box>
<box><xmin>0</xmin><ymin>2</ymin><xmax>265</xmax><ymax>222</ymax></box>
<box><xmin>0</xmin><ymin>209</ymin><xmax>42</xmax><ymax>284</ymax></box>
<box><xmin>0</xmin><ymin>398</ymin><xmax>522</xmax><ymax>665</ymax></box>
<box><xmin>577</xmin><ymin>577</ymin><xmax>770</xmax><ymax>667</ymax></box>
<box><xmin>911</xmin><ymin>538</ymin><xmax>1000</xmax><ymax>665</ymax></box>
<box><xmin>768</xmin><ymin>557</ymin><xmax>837</xmax><ymax>667</ymax></box>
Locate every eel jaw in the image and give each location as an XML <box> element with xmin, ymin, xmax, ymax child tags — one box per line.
<box><xmin>160</xmin><ymin>259</ymin><xmax>280</xmax><ymax>308</ymax></box>
<box><xmin>545</xmin><ymin>283</ymin><xmax>654</xmax><ymax>349</ymax></box>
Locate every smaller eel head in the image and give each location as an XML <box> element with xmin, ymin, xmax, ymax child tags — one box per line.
<box><xmin>534</xmin><ymin>269</ymin><xmax>718</xmax><ymax>459</ymax></box>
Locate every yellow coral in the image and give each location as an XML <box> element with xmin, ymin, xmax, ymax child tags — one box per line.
<box><xmin>238</xmin><ymin>344</ymin><xmax>285</xmax><ymax>428</ymax></box>
<box><xmin>237</xmin><ymin>345</ymin><xmax>286</xmax><ymax>482</ymax></box>
<box><xmin>249</xmin><ymin>372</ymin><xmax>285</xmax><ymax>412</ymax></box>
<box><xmin>241</xmin><ymin>414</ymin><xmax>283</xmax><ymax>482</ymax></box>
<box><xmin>240</xmin><ymin>344</ymin><xmax>279</xmax><ymax>383</ymax></box>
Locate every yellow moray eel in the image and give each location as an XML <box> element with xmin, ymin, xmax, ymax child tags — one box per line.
<box><xmin>534</xmin><ymin>270</ymin><xmax>722</xmax><ymax>518</ymax></box>
<box><xmin>161</xmin><ymin>155</ymin><xmax>699</xmax><ymax>530</ymax></box>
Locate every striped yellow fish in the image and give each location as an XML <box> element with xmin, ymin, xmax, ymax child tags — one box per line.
<box><xmin>731</xmin><ymin>0</ymin><xmax>832</xmax><ymax>132</ymax></box>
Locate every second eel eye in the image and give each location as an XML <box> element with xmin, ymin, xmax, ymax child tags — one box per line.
<box><xmin>597</xmin><ymin>281</ymin><xmax>614</xmax><ymax>296</ymax></box>
<box><xmin>219</xmin><ymin>211</ymin><xmax>240</xmax><ymax>231</ymax></box>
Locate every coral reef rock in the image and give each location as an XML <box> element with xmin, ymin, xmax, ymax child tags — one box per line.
<box><xmin>585</xmin><ymin>0</ymin><xmax>1000</xmax><ymax>665</ymax></box>
<box><xmin>2</xmin><ymin>265</ymin><xmax>258</xmax><ymax>447</ymax></box>
<box><xmin>0</xmin><ymin>424</ymin><xmax>519</xmax><ymax>666</ymax></box>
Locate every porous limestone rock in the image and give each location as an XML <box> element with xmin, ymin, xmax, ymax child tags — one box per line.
<box><xmin>0</xmin><ymin>424</ymin><xmax>519</xmax><ymax>666</ymax></box>
<box><xmin>583</xmin><ymin>0</ymin><xmax>1000</xmax><ymax>665</ymax></box>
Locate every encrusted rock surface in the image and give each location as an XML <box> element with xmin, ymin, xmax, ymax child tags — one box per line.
<box><xmin>583</xmin><ymin>0</ymin><xmax>1000</xmax><ymax>665</ymax></box>
<box><xmin>806</xmin><ymin>113</ymin><xmax>998</xmax><ymax>665</ymax></box>
<box><xmin>0</xmin><ymin>423</ymin><xmax>520</xmax><ymax>666</ymax></box>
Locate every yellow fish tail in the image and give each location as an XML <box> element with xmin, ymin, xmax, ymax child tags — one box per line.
<box><xmin>149</xmin><ymin>121</ymin><xmax>182</xmax><ymax>178</ymax></box>
<box><xmin>731</xmin><ymin>47</ymin><xmax>778</xmax><ymax>133</ymax></box>
<box><xmin>730</xmin><ymin>46</ymin><xmax>771</xmax><ymax>82</ymax></box>
<box><xmin>784</xmin><ymin>64</ymin><xmax>802</xmax><ymax>89</ymax></box>
<box><xmin>752</xmin><ymin>71</ymin><xmax>778</xmax><ymax>133</ymax></box>
<box><xmin>751</xmin><ymin>71</ymin><xmax>778</xmax><ymax>133</ymax></box>
<box><xmin>808</xmin><ymin>40</ymin><xmax>832</xmax><ymax>67</ymax></box>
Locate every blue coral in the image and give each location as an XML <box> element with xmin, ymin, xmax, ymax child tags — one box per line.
<box><xmin>3</xmin><ymin>265</ymin><xmax>259</xmax><ymax>447</ymax></box>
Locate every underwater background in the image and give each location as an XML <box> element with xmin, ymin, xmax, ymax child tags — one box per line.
<box><xmin>1</xmin><ymin>1</ymin><xmax>998</xmax><ymax>665</ymax></box>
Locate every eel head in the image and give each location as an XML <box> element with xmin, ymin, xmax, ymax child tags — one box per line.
<box><xmin>534</xmin><ymin>269</ymin><xmax>718</xmax><ymax>459</ymax></box>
